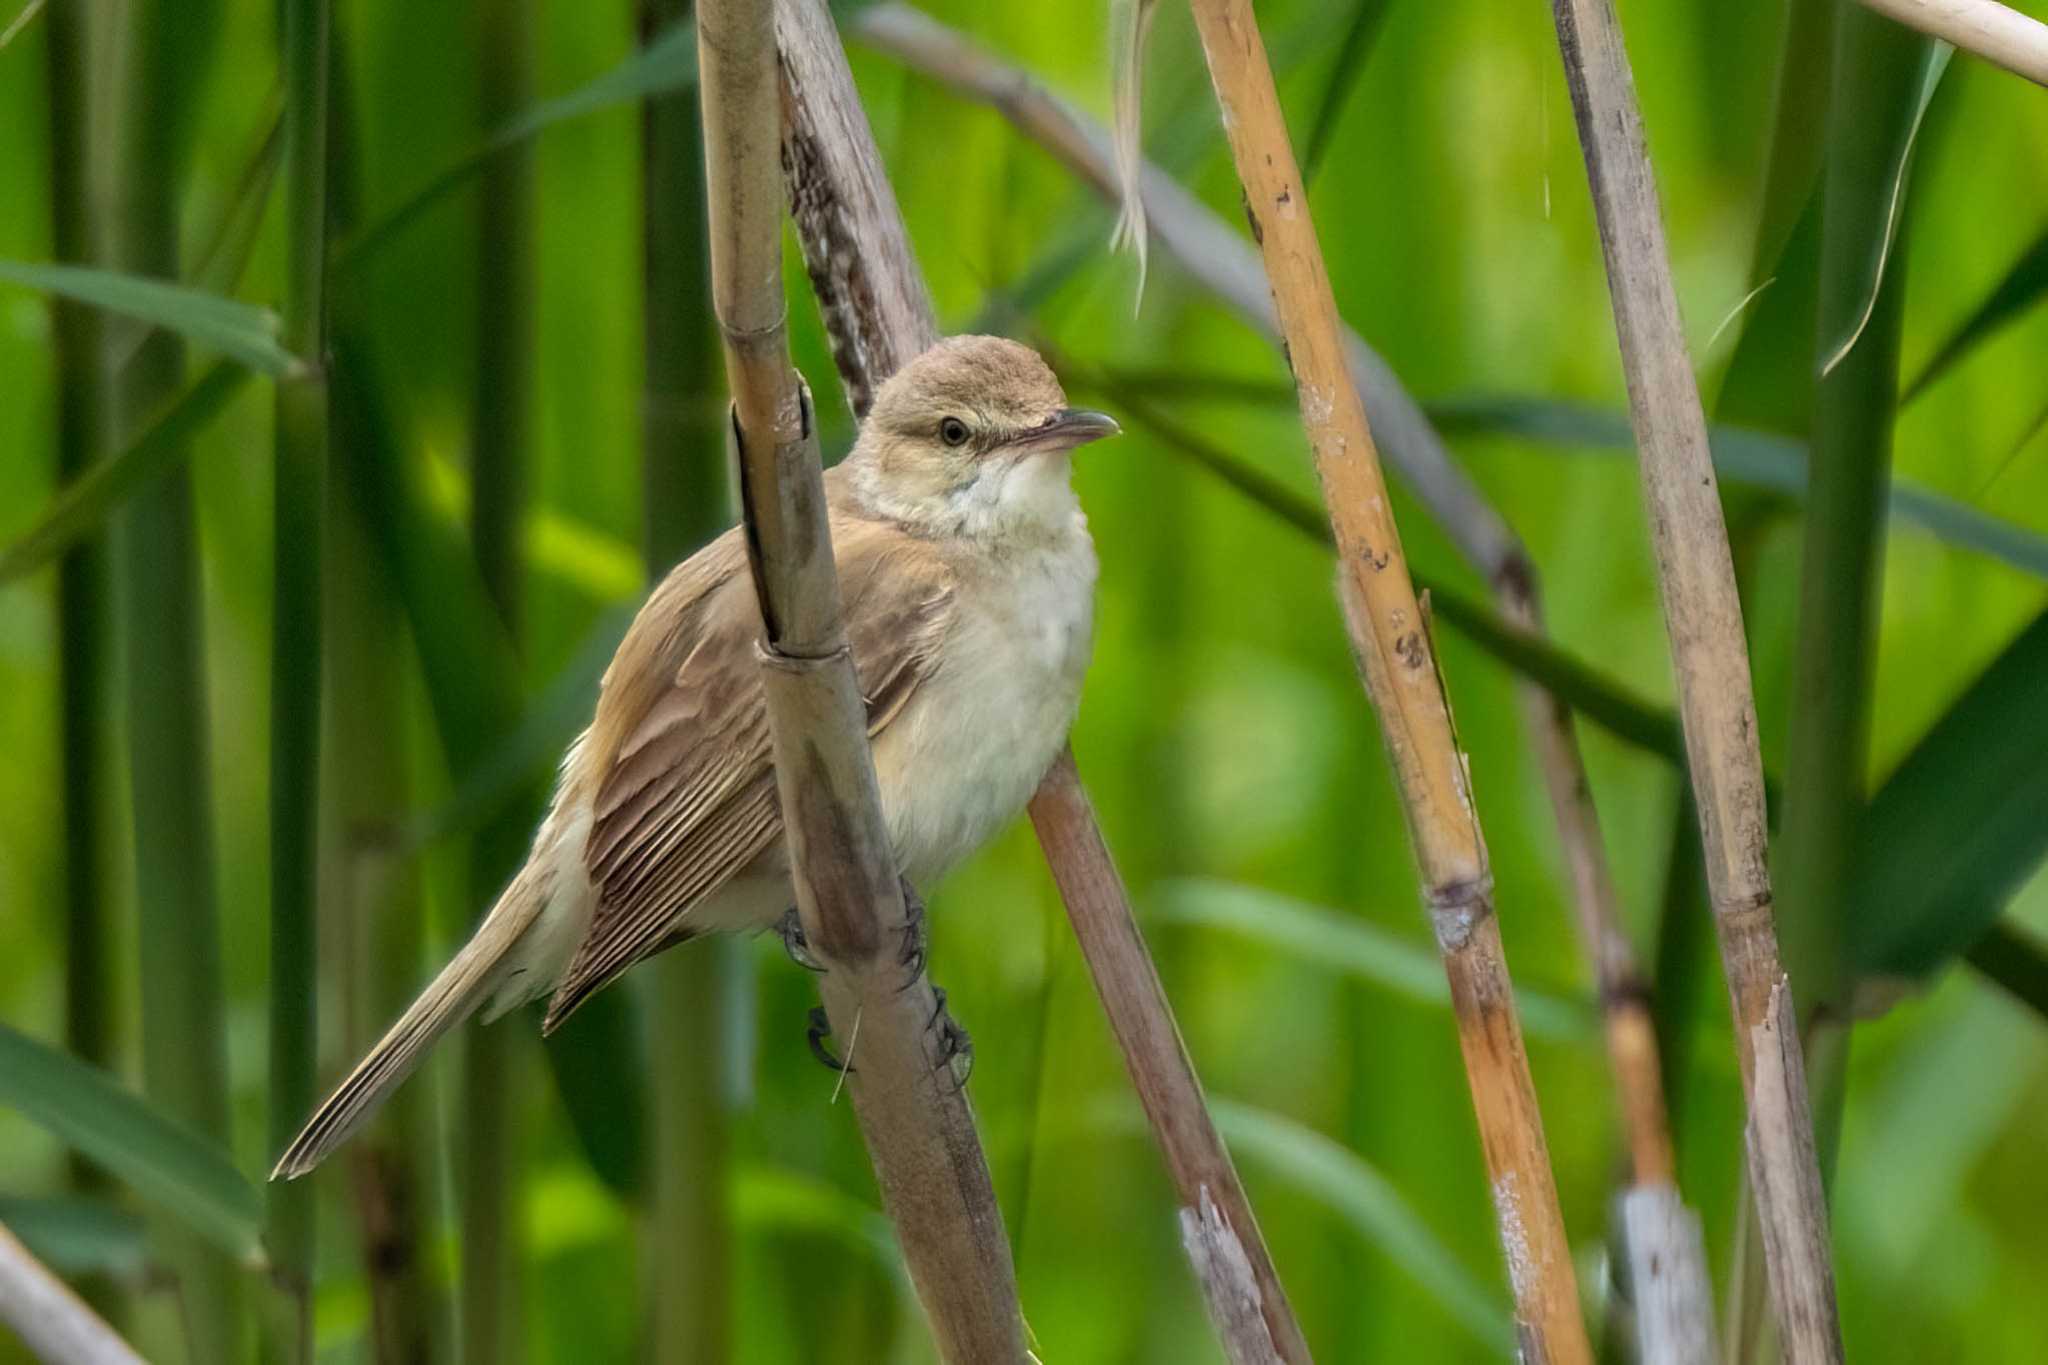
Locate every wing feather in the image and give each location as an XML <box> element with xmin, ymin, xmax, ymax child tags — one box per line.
<box><xmin>544</xmin><ymin>505</ymin><xmax>953</xmax><ymax>1029</ymax></box>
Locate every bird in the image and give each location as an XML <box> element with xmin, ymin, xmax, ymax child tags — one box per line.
<box><xmin>272</xmin><ymin>335</ymin><xmax>1118</xmax><ymax>1180</ymax></box>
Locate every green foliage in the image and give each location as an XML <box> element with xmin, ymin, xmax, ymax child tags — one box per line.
<box><xmin>1851</xmin><ymin>610</ymin><xmax>2048</xmax><ymax>981</ymax></box>
<box><xmin>0</xmin><ymin>362</ymin><xmax>249</xmax><ymax>585</ymax></box>
<box><xmin>0</xmin><ymin>261</ymin><xmax>300</xmax><ymax>376</ymax></box>
<box><xmin>0</xmin><ymin>1025</ymin><xmax>262</xmax><ymax>1262</ymax></box>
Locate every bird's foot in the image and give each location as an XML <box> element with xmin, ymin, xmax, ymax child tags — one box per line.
<box><xmin>806</xmin><ymin>1005</ymin><xmax>852</xmax><ymax>1073</ymax></box>
<box><xmin>778</xmin><ymin>907</ymin><xmax>826</xmax><ymax>973</ymax></box>
<box><xmin>896</xmin><ymin>877</ymin><xmax>929</xmax><ymax>991</ymax></box>
<box><xmin>926</xmin><ymin>986</ymin><xmax>975</xmax><ymax>1091</ymax></box>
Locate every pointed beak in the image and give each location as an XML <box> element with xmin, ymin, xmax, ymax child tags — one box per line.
<box><xmin>1014</xmin><ymin>407</ymin><xmax>1121</xmax><ymax>454</ymax></box>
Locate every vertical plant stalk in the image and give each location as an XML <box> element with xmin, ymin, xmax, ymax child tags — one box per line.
<box><xmin>774</xmin><ymin>4</ymin><xmax>1313</xmax><ymax>1358</ymax></box>
<box><xmin>700</xmin><ymin>0</ymin><xmax>1026</xmax><ymax>1358</ymax></box>
<box><xmin>329</xmin><ymin>470</ymin><xmax>442</xmax><ymax>1365</ymax></box>
<box><xmin>1782</xmin><ymin>4</ymin><xmax>1927</xmax><ymax>1159</ymax></box>
<box><xmin>43</xmin><ymin>0</ymin><xmax>115</xmax><ymax>1197</ymax></box>
<box><xmin>1183</xmin><ymin>2</ymin><xmax>1588</xmax><ymax>1360</ymax></box>
<box><xmin>641</xmin><ymin>0</ymin><xmax>736</xmax><ymax>1354</ymax></box>
<box><xmin>464</xmin><ymin>0</ymin><xmax>536</xmax><ymax>1357</ymax></box>
<box><xmin>1545</xmin><ymin>0</ymin><xmax>1845</xmax><ymax>1359</ymax></box>
<box><xmin>325</xmin><ymin>34</ymin><xmax>444</xmax><ymax>1356</ymax></box>
<box><xmin>267</xmin><ymin>0</ymin><xmax>333</xmax><ymax>1357</ymax></box>
<box><xmin>110</xmin><ymin>3</ymin><xmax>242</xmax><ymax>1361</ymax></box>
<box><xmin>1031</xmin><ymin>755</ymin><xmax>1308</xmax><ymax>1363</ymax></box>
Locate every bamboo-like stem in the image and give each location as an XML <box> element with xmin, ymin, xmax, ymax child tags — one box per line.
<box><xmin>43</xmin><ymin>0</ymin><xmax>115</xmax><ymax>1199</ymax></box>
<box><xmin>773</xmin><ymin>5</ymin><xmax>1311</xmax><ymax>1358</ymax></box>
<box><xmin>640</xmin><ymin>0</ymin><xmax>736</xmax><ymax>1351</ymax></box>
<box><xmin>1183</xmin><ymin>2</ymin><xmax>1586</xmax><ymax>1359</ymax></box>
<box><xmin>110</xmin><ymin>3</ymin><xmax>242</xmax><ymax>1360</ymax></box>
<box><xmin>462</xmin><ymin>0</ymin><xmax>538</xmax><ymax>1356</ymax></box>
<box><xmin>266</xmin><ymin>0</ymin><xmax>332</xmax><ymax>1356</ymax></box>
<box><xmin>1782</xmin><ymin>2</ymin><xmax>1924</xmax><ymax>1112</ymax></box>
<box><xmin>700</xmin><ymin>0</ymin><xmax>1024</xmax><ymax>1357</ymax></box>
<box><xmin>327</xmin><ymin>462</ymin><xmax>442</xmax><ymax>1365</ymax></box>
<box><xmin>0</xmin><ymin>1219</ymin><xmax>146</xmax><ymax>1365</ymax></box>
<box><xmin>1856</xmin><ymin>0</ymin><xmax>2048</xmax><ymax>86</ymax></box>
<box><xmin>1545</xmin><ymin>0</ymin><xmax>1845</xmax><ymax>1359</ymax></box>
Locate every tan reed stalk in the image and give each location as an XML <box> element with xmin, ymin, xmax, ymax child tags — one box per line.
<box><xmin>1180</xmin><ymin>1</ymin><xmax>1590</xmax><ymax>1358</ymax></box>
<box><xmin>697</xmin><ymin>0</ymin><xmax>1025</xmax><ymax>1356</ymax></box>
<box><xmin>1545</xmin><ymin>0</ymin><xmax>1845</xmax><ymax>1358</ymax></box>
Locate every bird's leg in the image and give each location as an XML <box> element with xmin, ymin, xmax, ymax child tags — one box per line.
<box><xmin>895</xmin><ymin>875</ymin><xmax>928</xmax><ymax>990</ymax></box>
<box><xmin>806</xmin><ymin>1005</ymin><xmax>852</xmax><ymax>1073</ymax></box>
<box><xmin>777</xmin><ymin>906</ymin><xmax>826</xmax><ymax>973</ymax></box>
<box><xmin>925</xmin><ymin>985</ymin><xmax>975</xmax><ymax>1091</ymax></box>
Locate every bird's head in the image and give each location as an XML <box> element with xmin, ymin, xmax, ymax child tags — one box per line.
<box><xmin>848</xmin><ymin>335</ymin><xmax>1119</xmax><ymax>541</ymax></box>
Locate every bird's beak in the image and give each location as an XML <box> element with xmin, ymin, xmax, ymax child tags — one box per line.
<box><xmin>1012</xmin><ymin>407</ymin><xmax>1121</xmax><ymax>455</ymax></box>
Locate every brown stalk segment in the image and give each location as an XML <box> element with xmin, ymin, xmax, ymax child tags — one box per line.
<box><xmin>697</xmin><ymin>0</ymin><xmax>1024</xmax><ymax>1357</ymax></box>
<box><xmin>1186</xmin><ymin>0</ymin><xmax>1588</xmax><ymax>1359</ymax></box>
<box><xmin>1032</xmin><ymin>752</ymin><xmax>1308</xmax><ymax>1364</ymax></box>
<box><xmin>1545</xmin><ymin>0</ymin><xmax>1844</xmax><ymax>1357</ymax></box>
<box><xmin>773</xmin><ymin>2</ymin><xmax>1312</xmax><ymax>1357</ymax></box>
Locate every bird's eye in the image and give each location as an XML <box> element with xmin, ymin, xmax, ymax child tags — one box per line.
<box><xmin>939</xmin><ymin>416</ymin><xmax>970</xmax><ymax>447</ymax></box>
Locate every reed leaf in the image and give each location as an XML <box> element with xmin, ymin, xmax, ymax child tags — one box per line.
<box><xmin>0</xmin><ymin>361</ymin><xmax>250</xmax><ymax>585</ymax></box>
<box><xmin>1431</xmin><ymin>396</ymin><xmax>2048</xmax><ymax>581</ymax></box>
<box><xmin>0</xmin><ymin>1026</ymin><xmax>262</xmax><ymax>1262</ymax></box>
<box><xmin>1902</xmin><ymin>223</ymin><xmax>2048</xmax><ymax>403</ymax></box>
<box><xmin>1208</xmin><ymin>1101</ymin><xmax>1515</xmax><ymax>1356</ymax></box>
<box><xmin>0</xmin><ymin>1200</ymin><xmax>149</xmax><ymax>1284</ymax></box>
<box><xmin>1849</xmin><ymin>609</ymin><xmax>2048</xmax><ymax>981</ymax></box>
<box><xmin>0</xmin><ymin>260</ymin><xmax>299</xmax><ymax>376</ymax></box>
<box><xmin>1152</xmin><ymin>879</ymin><xmax>1595</xmax><ymax>1042</ymax></box>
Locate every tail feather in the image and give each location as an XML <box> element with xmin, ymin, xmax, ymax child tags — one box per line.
<box><xmin>270</xmin><ymin>860</ymin><xmax>554</xmax><ymax>1181</ymax></box>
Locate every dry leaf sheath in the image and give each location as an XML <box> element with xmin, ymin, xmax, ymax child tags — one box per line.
<box><xmin>1183</xmin><ymin>0</ymin><xmax>1590</xmax><ymax>1360</ymax></box>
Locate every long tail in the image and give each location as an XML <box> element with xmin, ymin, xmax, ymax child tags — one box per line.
<box><xmin>270</xmin><ymin>857</ymin><xmax>559</xmax><ymax>1181</ymax></box>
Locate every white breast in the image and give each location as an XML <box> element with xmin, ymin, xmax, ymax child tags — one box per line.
<box><xmin>872</xmin><ymin>525</ymin><xmax>1097</xmax><ymax>884</ymax></box>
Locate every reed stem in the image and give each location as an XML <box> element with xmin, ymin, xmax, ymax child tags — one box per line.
<box><xmin>111</xmin><ymin>2</ymin><xmax>242</xmax><ymax>1358</ymax></box>
<box><xmin>265</xmin><ymin>0</ymin><xmax>333</xmax><ymax>1356</ymax></box>
<box><xmin>703</xmin><ymin>0</ymin><xmax>1026</xmax><ymax>1353</ymax></box>
<box><xmin>462</xmin><ymin>0</ymin><xmax>538</xmax><ymax>1357</ymax></box>
<box><xmin>1544</xmin><ymin>0</ymin><xmax>1845</xmax><ymax>1356</ymax></box>
<box><xmin>1182</xmin><ymin>2</ymin><xmax>1589</xmax><ymax>1357</ymax></box>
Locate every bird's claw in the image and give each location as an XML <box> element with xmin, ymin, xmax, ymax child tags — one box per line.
<box><xmin>895</xmin><ymin>876</ymin><xmax>928</xmax><ymax>991</ymax></box>
<box><xmin>926</xmin><ymin>986</ymin><xmax>974</xmax><ymax>1091</ymax></box>
<box><xmin>806</xmin><ymin>1005</ymin><xmax>852</xmax><ymax>1073</ymax></box>
<box><xmin>778</xmin><ymin>907</ymin><xmax>826</xmax><ymax>973</ymax></box>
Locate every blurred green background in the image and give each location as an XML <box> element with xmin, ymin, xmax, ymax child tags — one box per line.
<box><xmin>2</xmin><ymin>0</ymin><xmax>2046</xmax><ymax>1361</ymax></box>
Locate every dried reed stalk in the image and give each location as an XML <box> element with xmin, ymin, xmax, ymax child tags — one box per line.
<box><xmin>0</xmin><ymin>1220</ymin><xmax>145</xmax><ymax>1365</ymax></box>
<box><xmin>1858</xmin><ymin>0</ymin><xmax>2048</xmax><ymax>85</ymax></box>
<box><xmin>775</xmin><ymin>2</ymin><xmax>1310</xmax><ymax>1358</ymax></box>
<box><xmin>1182</xmin><ymin>1</ymin><xmax>1588</xmax><ymax>1358</ymax></box>
<box><xmin>697</xmin><ymin>0</ymin><xmax>1024</xmax><ymax>1357</ymax></box>
<box><xmin>1546</xmin><ymin>0</ymin><xmax>1844</xmax><ymax>1358</ymax></box>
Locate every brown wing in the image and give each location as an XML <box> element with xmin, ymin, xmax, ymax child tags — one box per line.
<box><xmin>543</xmin><ymin>507</ymin><xmax>954</xmax><ymax>1029</ymax></box>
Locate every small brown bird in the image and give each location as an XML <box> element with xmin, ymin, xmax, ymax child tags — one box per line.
<box><xmin>274</xmin><ymin>335</ymin><xmax>1117</xmax><ymax>1179</ymax></box>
